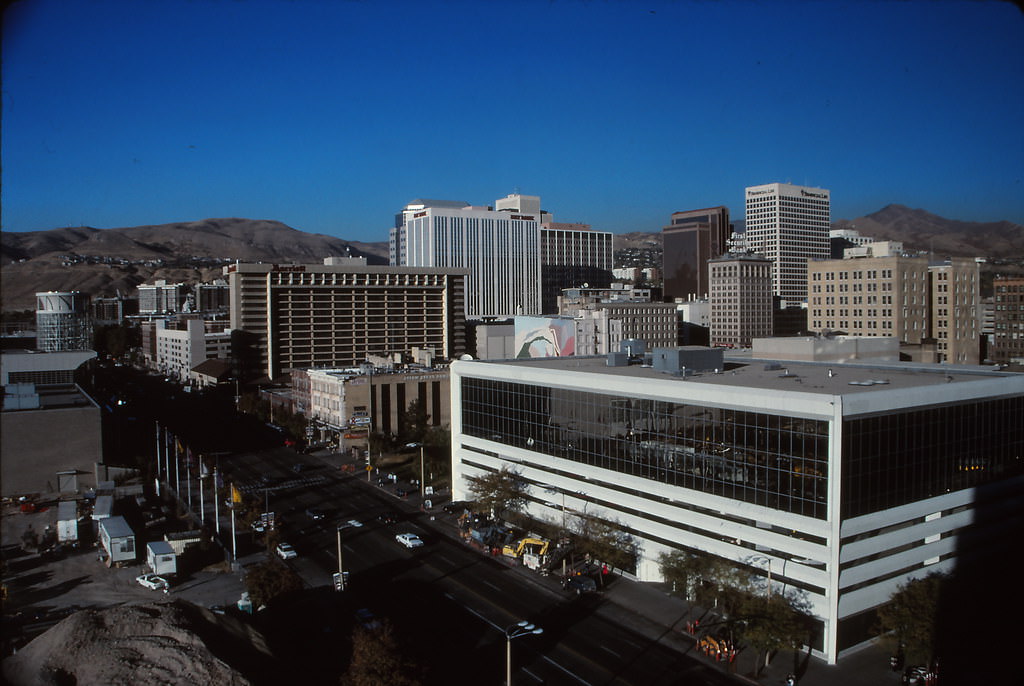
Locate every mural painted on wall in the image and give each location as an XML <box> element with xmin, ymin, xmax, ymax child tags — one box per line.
<box><xmin>514</xmin><ymin>317</ymin><xmax>576</xmax><ymax>358</ymax></box>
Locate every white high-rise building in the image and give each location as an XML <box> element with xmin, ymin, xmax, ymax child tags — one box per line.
<box><xmin>744</xmin><ymin>182</ymin><xmax>831</xmax><ymax>304</ymax></box>
<box><xmin>392</xmin><ymin>196</ymin><xmax>543</xmax><ymax>319</ymax></box>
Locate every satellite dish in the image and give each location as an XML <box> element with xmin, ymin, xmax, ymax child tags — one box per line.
<box><xmin>459</xmin><ymin>354</ymin><xmax>474</xmax><ymax>361</ymax></box>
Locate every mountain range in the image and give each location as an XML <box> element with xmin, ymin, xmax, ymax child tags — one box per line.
<box><xmin>1</xmin><ymin>206</ymin><xmax>1021</xmax><ymax>312</ymax></box>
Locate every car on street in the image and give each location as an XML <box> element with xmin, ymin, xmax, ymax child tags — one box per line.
<box><xmin>252</xmin><ymin>520</ymin><xmax>266</xmax><ymax>533</ymax></box>
<box><xmin>305</xmin><ymin>508</ymin><xmax>325</xmax><ymax>521</ymax></box>
<box><xmin>395</xmin><ymin>533</ymin><xmax>424</xmax><ymax>548</ymax></box>
<box><xmin>136</xmin><ymin>573</ymin><xmax>170</xmax><ymax>592</ymax></box>
<box><xmin>562</xmin><ymin>574</ymin><xmax>597</xmax><ymax>596</ymax></box>
<box><xmin>376</xmin><ymin>511</ymin><xmax>398</xmax><ymax>524</ymax></box>
<box><xmin>276</xmin><ymin>542</ymin><xmax>298</xmax><ymax>560</ymax></box>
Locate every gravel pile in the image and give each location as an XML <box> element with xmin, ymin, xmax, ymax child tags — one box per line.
<box><xmin>2</xmin><ymin>600</ymin><xmax>280</xmax><ymax>686</ymax></box>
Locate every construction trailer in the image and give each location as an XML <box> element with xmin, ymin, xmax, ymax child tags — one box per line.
<box><xmin>146</xmin><ymin>541</ymin><xmax>177</xmax><ymax>576</ymax></box>
<box><xmin>98</xmin><ymin>515</ymin><xmax>136</xmax><ymax>566</ymax></box>
<box><xmin>57</xmin><ymin>501</ymin><xmax>78</xmax><ymax>544</ymax></box>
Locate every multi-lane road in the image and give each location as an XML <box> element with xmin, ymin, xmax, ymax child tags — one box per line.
<box><xmin>211</xmin><ymin>447</ymin><xmax>741</xmax><ymax>686</ymax></box>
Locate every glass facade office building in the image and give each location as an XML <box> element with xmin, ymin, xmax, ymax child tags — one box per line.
<box><xmin>451</xmin><ymin>353</ymin><xmax>1024</xmax><ymax>664</ymax></box>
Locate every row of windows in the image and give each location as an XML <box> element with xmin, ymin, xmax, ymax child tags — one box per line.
<box><xmin>461</xmin><ymin>378</ymin><xmax>830</xmax><ymax>518</ymax></box>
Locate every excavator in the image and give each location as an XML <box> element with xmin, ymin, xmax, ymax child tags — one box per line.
<box><xmin>502</xmin><ymin>537</ymin><xmax>550</xmax><ymax>559</ymax></box>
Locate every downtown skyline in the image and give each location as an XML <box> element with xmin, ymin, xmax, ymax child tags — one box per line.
<box><xmin>2</xmin><ymin>0</ymin><xmax>1022</xmax><ymax>241</ymax></box>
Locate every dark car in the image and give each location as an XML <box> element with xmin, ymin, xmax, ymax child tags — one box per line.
<box><xmin>562</xmin><ymin>574</ymin><xmax>597</xmax><ymax>596</ymax></box>
<box><xmin>443</xmin><ymin>501</ymin><xmax>473</xmax><ymax>514</ymax></box>
<box><xmin>305</xmin><ymin>508</ymin><xmax>325</xmax><ymax>521</ymax></box>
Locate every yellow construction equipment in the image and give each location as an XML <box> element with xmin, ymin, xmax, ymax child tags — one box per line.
<box><xmin>502</xmin><ymin>537</ymin><xmax>550</xmax><ymax>558</ymax></box>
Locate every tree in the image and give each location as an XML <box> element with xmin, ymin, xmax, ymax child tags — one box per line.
<box><xmin>570</xmin><ymin>512</ymin><xmax>638</xmax><ymax>579</ymax></box>
<box><xmin>659</xmin><ymin>550</ymin><xmax>748</xmax><ymax>613</ymax></box>
<box><xmin>464</xmin><ymin>467</ymin><xmax>529</xmax><ymax>520</ymax></box>
<box><xmin>398</xmin><ymin>399</ymin><xmax>430</xmax><ymax>445</ymax></box>
<box><xmin>736</xmin><ymin>590</ymin><xmax>814</xmax><ymax>676</ymax></box>
<box><xmin>341</xmin><ymin>620</ymin><xmax>422</xmax><ymax>686</ymax></box>
<box><xmin>244</xmin><ymin>560</ymin><xmax>303</xmax><ymax>608</ymax></box>
<box><xmin>876</xmin><ymin>573</ymin><xmax>944</xmax><ymax>665</ymax></box>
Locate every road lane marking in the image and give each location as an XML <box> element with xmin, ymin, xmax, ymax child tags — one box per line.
<box><xmin>481</xmin><ymin>579</ymin><xmax>501</xmax><ymax>592</ymax></box>
<box><xmin>600</xmin><ymin>645</ymin><xmax>621</xmax><ymax>659</ymax></box>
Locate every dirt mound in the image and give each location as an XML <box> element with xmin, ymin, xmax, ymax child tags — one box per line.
<box><xmin>2</xmin><ymin>600</ymin><xmax>280</xmax><ymax>686</ymax></box>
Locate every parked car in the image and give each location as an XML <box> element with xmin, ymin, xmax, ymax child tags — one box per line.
<box><xmin>276</xmin><ymin>542</ymin><xmax>297</xmax><ymax>560</ymax></box>
<box><xmin>562</xmin><ymin>574</ymin><xmax>597</xmax><ymax>596</ymax></box>
<box><xmin>395</xmin><ymin>533</ymin><xmax>424</xmax><ymax>548</ymax></box>
<box><xmin>136</xmin><ymin>573</ymin><xmax>169</xmax><ymax>593</ymax></box>
<box><xmin>443</xmin><ymin>501</ymin><xmax>473</xmax><ymax>514</ymax></box>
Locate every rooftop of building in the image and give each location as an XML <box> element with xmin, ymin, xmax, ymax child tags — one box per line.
<box><xmin>469</xmin><ymin>349</ymin><xmax>1020</xmax><ymax>397</ymax></box>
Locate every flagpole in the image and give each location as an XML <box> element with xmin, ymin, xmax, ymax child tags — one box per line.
<box><xmin>214</xmin><ymin>467</ymin><xmax>221</xmax><ymax>534</ymax></box>
<box><xmin>186</xmin><ymin>448</ymin><xmax>192</xmax><ymax>510</ymax></box>
<box><xmin>174</xmin><ymin>436</ymin><xmax>181</xmax><ymax>498</ymax></box>
<box><xmin>199</xmin><ymin>461</ymin><xmax>205</xmax><ymax>523</ymax></box>
<box><xmin>154</xmin><ymin>421</ymin><xmax>161</xmax><ymax>498</ymax></box>
<box><xmin>230</xmin><ymin>487</ymin><xmax>237</xmax><ymax>562</ymax></box>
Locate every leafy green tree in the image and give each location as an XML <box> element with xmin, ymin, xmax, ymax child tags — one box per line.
<box><xmin>341</xmin><ymin>620</ymin><xmax>422</xmax><ymax>686</ymax></box>
<box><xmin>876</xmin><ymin>573</ymin><xmax>944</xmax><ymax>665</ymax></box>
<box><xmin>243</xmin><ymin>560</ymin><xmax>303</xmax><ymax>608</ymax></box>
<box><xmin>737</xmin><ymin>590</ymin><xmax>814</xmax><ymax>676</ymax></box>
<box><xmin>465</xmin><ymin>466</ymin><xmax>529</xmax><ymax>520</ymax></box>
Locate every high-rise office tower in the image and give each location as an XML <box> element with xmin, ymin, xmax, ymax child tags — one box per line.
<box><xmin>391</xmin><ymin>195</ymin><xmax>542</xmax><ymax>319</ymax></box>
<box><xmin>708</xmin><ymin>253</ymin><xmax>773</xmax><ymax>347</ymax></box>
<box><xmin>744</xmin><ymin>183</ymin><xmax>831</xmax><ymax>304</ymax></box>
<box><xmin>540</xmin><ymin>222</ymin><xmax>613</xmax><ymax>315</ymax></box>
<box><xmin>662</xmin><ymin>206</ymin><xmax>731</xmax><ymax>301</ymax></box>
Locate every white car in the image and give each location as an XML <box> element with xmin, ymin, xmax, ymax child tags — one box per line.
<box><xmin>136</xmin><ymin>573</ymin><xmax>169</xmax><ymax>592</ymax></box>
<box><xmin>395</xmin><ymin>533</ymin><xmax>424</xmax><ymax>549</ymax></box>
<box><xmin>276</xmin><ymin>542</ymin><xmax>297</xmax><ymax>560</ymax></box>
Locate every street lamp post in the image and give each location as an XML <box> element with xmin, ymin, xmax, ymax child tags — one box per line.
<box><xmin>505</xmin><ymin>620</ymin><xmax>543</xmax><ymax>686</ymax></box>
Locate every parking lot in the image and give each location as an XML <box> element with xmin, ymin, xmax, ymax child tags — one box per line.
<box><xmin>1</xmin><ymin>500</ymin><xmax>252</xmax><ymax>655</ymax></box>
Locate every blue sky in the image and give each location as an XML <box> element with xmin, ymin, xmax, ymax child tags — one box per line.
<box><xmin>3</xmin><ymin>0</ymin><xmax>1022</xmax><ymax>242</ymax></box>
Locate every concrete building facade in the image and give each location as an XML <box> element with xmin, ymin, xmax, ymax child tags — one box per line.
<box><xmin>708</xmin><ymin>253</ymin><xmax>773</xmax><ymax>348</ymax></box>
<box><xmin>992</xmin><ymin>276</ymin><xmax>1024</xmax><ymax>364</ymax></box>
<box><xmin>449</xmin><ymin>352</ymin><xmax>1024</xmax><ymax>664</ymax></box>
<box><xmin>227</xmin><ymin>261</ymin><xmax>467</xmax><ymax>379</ymax></box>
<box><xmin>391</xmin><ymin>197</ymin><xmax>542</xmax><ymax>319</ymax></box>
<box><xmin>807</xmin><ymin>248</ymin><xmax>980</xmax><ymax>364</ymax></box>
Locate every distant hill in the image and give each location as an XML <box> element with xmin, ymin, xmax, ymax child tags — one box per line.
<box><xmin>3</xmin><ymin>208</ymin><xmax>1021</xmax><ymax>312</ymax></box>
<box><xmin>833</xmin><ymin>204</ymin><xmax>1024</xmax><ymax>257</ymax></box>
<box><xmin>0</xmin><ymin>218</ymin><xmax>389</xmax><ymax>311</ymax></box>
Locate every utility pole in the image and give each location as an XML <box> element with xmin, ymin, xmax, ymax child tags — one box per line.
<box><xmin>154</xmin><ymin>421</ymin><xmax>161</xmax><ymax>497</ymax></box>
